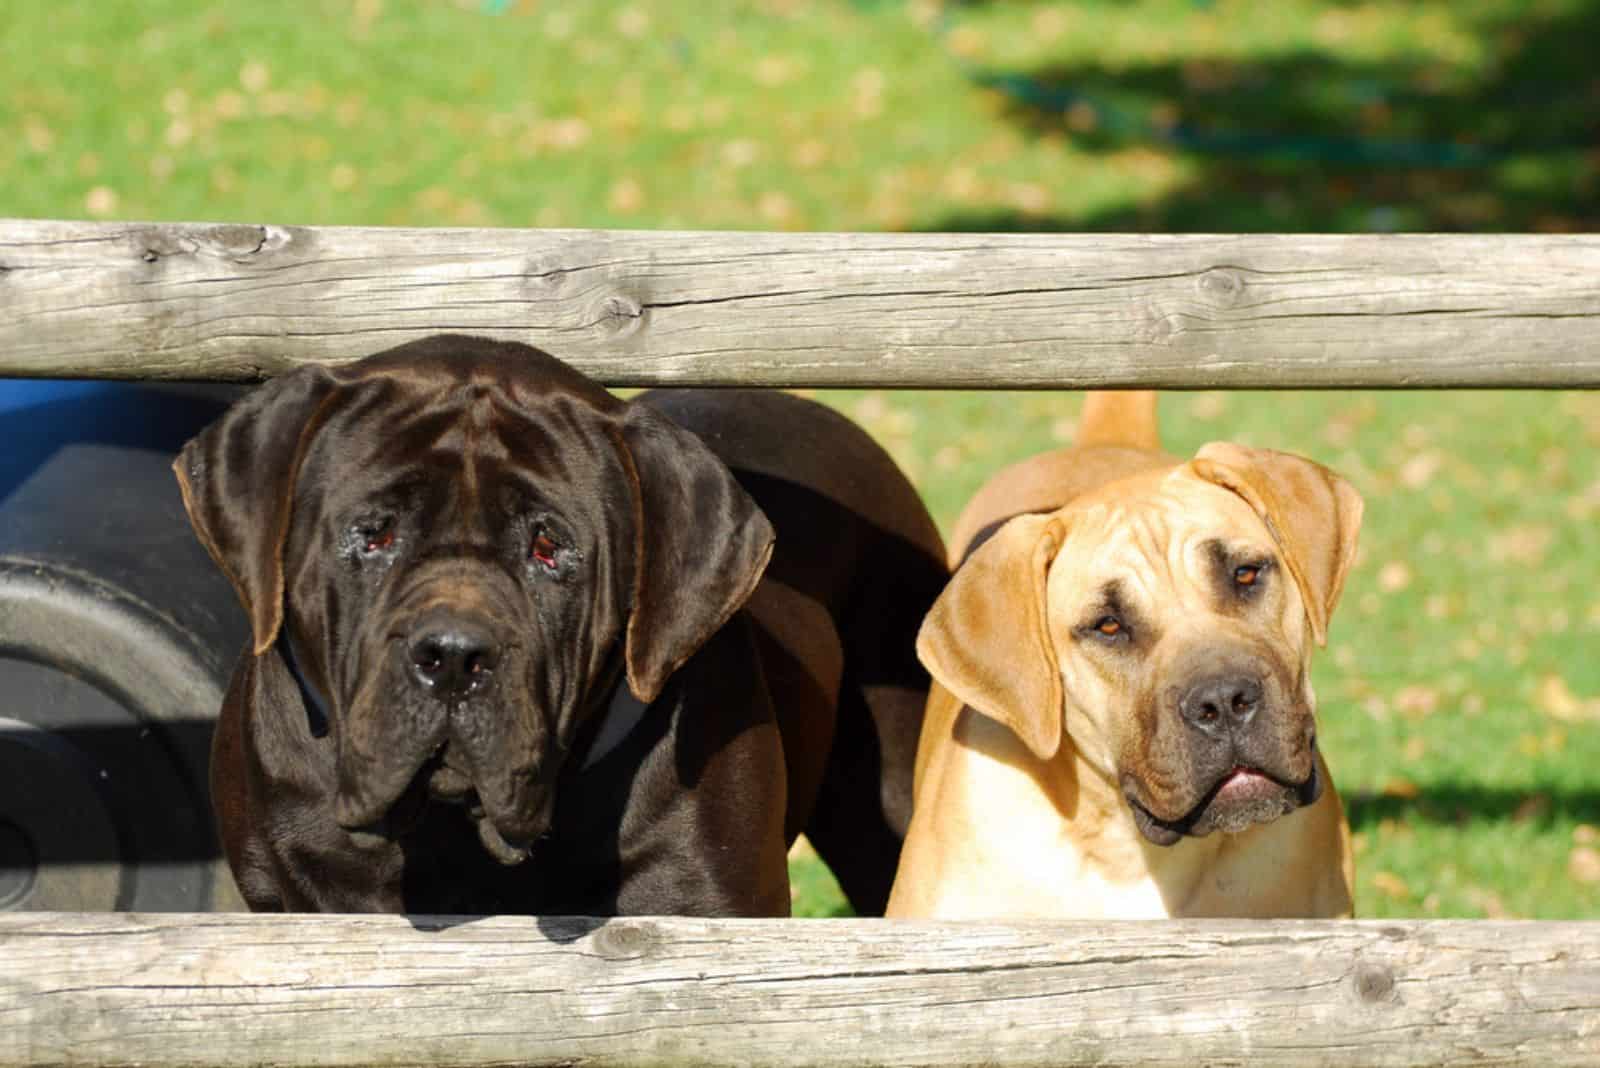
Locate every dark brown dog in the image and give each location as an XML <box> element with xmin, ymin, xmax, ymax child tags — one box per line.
<box><xmin>176</xmin><ymin>335</ymin><xmax>946</xmax><ymax>916</ymax></box>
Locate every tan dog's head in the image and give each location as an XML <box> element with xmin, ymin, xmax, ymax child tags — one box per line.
<box><xmin>920</xmin><ymin>442</ymin><xmax>1361</xmax><ymax>846</ymax></box>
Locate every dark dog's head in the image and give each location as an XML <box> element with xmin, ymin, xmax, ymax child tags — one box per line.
<box><xmin>919</xmin><ymin>443</ymin><xmax>1362</xmax><ymax>846</ymax></box>
<box><xmin>176</xmin><ymin>335</ymin><xmax>773</xmax><ymax>862</ymax></box>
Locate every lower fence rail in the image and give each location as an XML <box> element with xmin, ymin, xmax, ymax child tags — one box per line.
<box><xmin>1</xmin><ymin>913</ymin><xmax>1595</xmax><ymax>1067</ymax></box>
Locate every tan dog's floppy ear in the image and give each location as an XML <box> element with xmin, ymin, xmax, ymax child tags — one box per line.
<box><xmin>916</xmin><ymin>513</ymin><xmax>1066</xmax><ymax>760</ymax></box>
<box><xmin>173</xmin><ymin>365</ymin><xmax>341</xmax><ymax>656</ymax></box>
<box><xmin>1191</xmin><ymin>442</ymin><xmax>1363</xmax><ymax>646</ymax></box>
<box><xmin>618</xmin><ymin>402</ymin><xmax>776</xmax><ymax>704</ymax></box>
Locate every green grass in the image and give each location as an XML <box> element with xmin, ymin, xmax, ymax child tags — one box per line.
<box><xmin>4</xmin><ymin>0</ymin><xmax>1597</xmax><ymax>918</ymax></box>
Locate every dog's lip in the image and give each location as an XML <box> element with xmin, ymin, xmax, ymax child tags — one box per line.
<box><xmin>474</xmin><ymin>810</ymin><xmax>535</xmax><ymax>866</ymax></box>
<box><xmin>1124</xmin><ymin>758</ymin><xmax>1319</xmax><ymax>846</ymax></box>
<box><xmin>426</xmin><ymin>761</ymin><xmax>476</xmax><ymax>803</ymax></box>
<box><xmin>1213</xmin><ymin>766</ymin><xmax>1280</xmax><ymax>804</ymax></box>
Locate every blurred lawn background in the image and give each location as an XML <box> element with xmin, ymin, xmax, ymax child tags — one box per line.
<box><xmin>4</xmin><ymin>0</ymin><xmax>1597</xmax><ymax>918</ymax></box>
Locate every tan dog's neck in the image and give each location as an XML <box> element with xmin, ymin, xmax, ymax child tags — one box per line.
<box><xmin>955</xmin><ymin>695</ymin><xmax>1237</xmax><ymax>918</ymax></box>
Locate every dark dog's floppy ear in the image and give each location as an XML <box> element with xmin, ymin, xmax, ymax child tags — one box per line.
<box><xmin>1191</xmin><ymin>442</ymin><xmax>1363</xmax><ymax>647</ymax></box>
<box><xmin>618</xmin><ymin>402</ymin><xmax>775</xmax><ymax>704</ymax></box>
<box><xmin>917</xmin><ymin>513</ymin><xmax>1066</xmax><ymax>761</ymax></box>
<box><xmin>173</xmin><ymin>365</ymin><xmax>340</xmax><ymax>656</ymax></box>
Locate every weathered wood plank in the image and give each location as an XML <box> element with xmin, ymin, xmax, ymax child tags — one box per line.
<box><xmin>2</xmin><ymin>220</ymin><xmax>1599</xmax><ymax>386</ymax></box>
<box><xmin>1</xmin><ymin>913</ymin><xmax>1595</xmax><ymax>1067</ymax></box>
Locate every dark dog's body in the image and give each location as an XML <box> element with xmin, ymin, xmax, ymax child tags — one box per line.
<box><xmin>180</xmin><ymin>336</ymin><xmax>945</xmax><ymax>916</ymax></box>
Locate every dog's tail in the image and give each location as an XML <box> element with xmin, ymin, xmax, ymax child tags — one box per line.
<box><xmin>1076</xmin><ymin>391</ymin><xmax>1160</xmax><ymax>451</ymax></box>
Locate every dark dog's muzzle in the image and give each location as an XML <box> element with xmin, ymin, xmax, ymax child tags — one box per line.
<box><xmin>333</xmin><ymin>605</ymin><xmax>554</xmax><ymax>866</ymax></box>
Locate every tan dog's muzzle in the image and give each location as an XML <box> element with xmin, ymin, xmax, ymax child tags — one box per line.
<box><xmin>1122</xmin><ymin>637</ymin><xmax>1321</xmax><ymax>846</ymax></box>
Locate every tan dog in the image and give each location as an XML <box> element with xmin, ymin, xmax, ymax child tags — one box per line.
<box><xmin>887</xmin><ymin>393</ymin><xmax>1360</xmax><ymax>919</ymax></box>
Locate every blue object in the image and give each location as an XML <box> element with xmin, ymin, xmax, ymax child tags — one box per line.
<box><xmin>0</xmin><ymin>379</ymin><xmax>112</xmax><ymax>416</ymax></box>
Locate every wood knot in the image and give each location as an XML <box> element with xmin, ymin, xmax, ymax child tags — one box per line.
<box><xmin>596</xmin><ymin>293</ymin><xmax>646</xmax><ymax>339</ymax></box>
<box><xmin>1197</xmin><ymin>267</ymin><xmax>1245</xmax><ymax>307</ymax></box>
<box><xmin>198</xmin><ymin>224</ymin><xmax>269</xmax><ymax>258</ymax></box>
<box><xmin>592</xmin><ymin>921</ymin><xmax>659</xmax><ymax>961</ymax></box>
<box><xmin>1141</xmin><ymin>305</ymin><xmax>1180</xmax><ymax>345</ymax></box>
<box><xmin>1350</xmin><ymin>960</ymin><xmax>1396</xmax><ymax>1004</ymax></box>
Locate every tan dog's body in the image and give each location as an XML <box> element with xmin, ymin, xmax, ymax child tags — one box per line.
<box><xmin>889</xmin><ymin>394</ymin><xmax>1358</xmax><ymax>920</ymax></box>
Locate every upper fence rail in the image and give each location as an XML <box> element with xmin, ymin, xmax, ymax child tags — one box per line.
<box><xmin>2</xmin><ymin>220</ymin><xmax>1598</xmax><ymax>387</ymax></box>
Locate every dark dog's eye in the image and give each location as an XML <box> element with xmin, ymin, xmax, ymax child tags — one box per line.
<box><xmin>530</xmin><ymin>528</ymin><xmax>561</xmax><ymax>571</ymax></box>
<box><xmin>358</xmin><ymin>520</ymin><xmax>396</xmax><ymax>554</ymax></box>
<box><xmin>1094</xmin><ymin>616</ymin><xmax>1124</xmax><ymax>638</ymax></box>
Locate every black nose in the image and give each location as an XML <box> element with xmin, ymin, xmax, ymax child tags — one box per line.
<box><xmin>407</xmin><ymin>617</ymin><xmax>500</xmax><ymax>700</ymax></box>
<box><xmin>1178</xmin><ymin>674</ymin><xmax>1263</xmax><ymax>737</ymax></box>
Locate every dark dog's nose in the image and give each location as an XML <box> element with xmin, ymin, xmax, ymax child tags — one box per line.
<box><xmin>407</xmin><ymin>618</ymin><xmax>500</xmax><ymax>700</ymax></box>
<box><xmin>1178</xmin><ymin>674</ymin><xmax>1262</xmax><ymax>737</ymax></box>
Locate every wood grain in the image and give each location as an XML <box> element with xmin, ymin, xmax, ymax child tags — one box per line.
<box><xmin>3</xmin><ymin>221</ymin><xmax>1599</xmax><ymax>386</ymax></box>
<box><xmin>2</xmin><ymin>913</ymin><xmax>1596</xmax><ymax>1066</ymax></box>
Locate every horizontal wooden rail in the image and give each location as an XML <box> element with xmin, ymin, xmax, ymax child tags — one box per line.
<box><xmin>2</xmin><ymin>913</ymin><xmax>1596</xmax><ymax>1066</ymax></box>
<box><xmin>2</xmin><ymin>221</ymin><xmax>1599</xmax><ymax>387</ymax></box>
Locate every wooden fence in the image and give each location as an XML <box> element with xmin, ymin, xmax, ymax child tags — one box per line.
<box><xmin>1</xmin><ymin>220</ymin><xmax>1598</xmax><ymax>1067</ymax></box>
<box><xmin>3</xmin><ymin>221</ymin><xmax>1599</xmax><ymax>386</ymax></box>
<box><xmin>3</xmin><ymin>913</ymin><xmax>1597</xmax><ymax>1067</ymax></box>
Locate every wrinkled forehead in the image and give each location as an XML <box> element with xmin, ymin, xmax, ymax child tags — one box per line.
<box><xmin>307</xmin><ymin>375</ymin><xmax>622</xmax><ymax>505</ymax></box>
<box><xmin>1048</xmin><ymin>471</ymin><xmax>1274</xmax><ymax>599</ymax></box>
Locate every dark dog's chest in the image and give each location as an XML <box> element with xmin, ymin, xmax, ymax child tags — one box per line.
<box><xmin>392</xmin><ymin>802</ymin><xmax>622</xmax><ymax>915</ymax></box>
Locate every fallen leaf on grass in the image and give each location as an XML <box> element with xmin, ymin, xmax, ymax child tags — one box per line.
<box><xmin>1512</xmin><ymin>794</ymin><xmax>1550</xmax><ymax>823</ymax></box>
<box><xmin>1569</xmin><ymin>847</ymin><xmax>1600</xmax><ymax>885</ymax></box>
<box><xmin>1487</xmin><ymin>524</ymin><xmax>1554</xmax><ymax>566</ymax></box>
<box><xmin>1377</xmin><ymin>818</ymin><xmax>1412</xmax><ymax>840</ymax></box>
<box><xmin>84</xmin><ymin>186</ymin><xmax>118</xmax><ymax>217</ymax></box>
<box><xmin>1381</xmin><ymin>778</ymin><xmax>1420</xmax><ymax>800</ymax></box>
<box><xmin>1399</xmin><ymin>452</ymin><xmax>1443</xmax><ymax>488</ymax></box>
<box><xmin>1187</xmin><ymin>393</ymin><xmax>1227</xmax><ymax>422</ymax></box>
<box><xmin>608</xmin><ymin>178</ymin><xmax>644</xmax><ymax>213</ymax></box>
<box><xmin>1536</xmin><ymin>674</ymin><xmax>1600</xmax><ymax>723</ymax></box>
<box><xmin>1393</xmin><ymin>686</ymin><xmax>1439</xmax><ymax>718</ymax></box>
<box><xmin>1371</xmin><ymin>871</ymin><xmax>1409</xmax><ymax>900</ymax></box>
<box><xmin>1465</xmin><ymin>888</ymin><xmax>1516</xmax><ymax>919</ymax></box>
<box><xmin>1377</xmin><ymin>561</ymin><xmax>1412</xmax><ymax>593</ymax></box>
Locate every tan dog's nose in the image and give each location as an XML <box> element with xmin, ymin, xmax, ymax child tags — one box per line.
<box><xmin>1178</xmin><ymin>673</ymin><xmax>1262</xmax><ymax>738</ymax></box>
<box><xmin>407</xmin><ymin>613</ymin><xmax>500</xmax><ymax>700</ymax></box>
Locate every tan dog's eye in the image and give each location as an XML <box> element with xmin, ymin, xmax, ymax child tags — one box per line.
<box><xmin>1234</xmin><ymin>564</ymin><xmax>1260</xmax><ymax>587</ymax></box>
<box><xmin>1094</xmin><ymin>616</ymin><xmax>1123</xmax><ymax>637</ymax></box>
